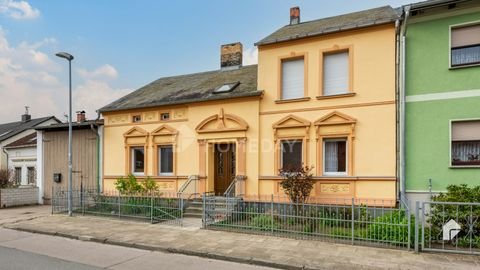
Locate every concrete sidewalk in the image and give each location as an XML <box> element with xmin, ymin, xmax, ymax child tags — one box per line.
<box><xmin>0</xmin><ymin>205</ymin><xmax>50</xmax><ymax>226</ymax></box>
<box><xmin>3</xmin><ymin>215</ymin><xmax>480</xmax><ymax>270</ymax></box>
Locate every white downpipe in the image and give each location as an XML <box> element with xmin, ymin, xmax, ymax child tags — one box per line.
<box><xmin>400</xmin><ymin>6</ymin><xmax>411</xmax><ymax>202</ymax></box>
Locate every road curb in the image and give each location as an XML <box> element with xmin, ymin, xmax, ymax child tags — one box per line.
<box><xmin>8</xmin><ymin>227</ymin><xmax>313</xmax><ymax>270</ymax></box>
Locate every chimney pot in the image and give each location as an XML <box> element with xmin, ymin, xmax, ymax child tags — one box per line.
<box><xmin>290</xmin><ymin>7</ymin><xmax>300</xmax><ymax>25</ymax></box>
<box><xmin>220</xmin><ymin>42</ymin><xmax>243</xmax><ymax>70</ymax></box>
<box><xmin>76</xmin><ymin>110</ymin><xmax>86</xmax><ymax>123</ymax></box>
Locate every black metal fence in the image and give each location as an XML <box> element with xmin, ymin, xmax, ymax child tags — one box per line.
<box><xmin>52</xmin><ymin>187</ymin><xmax>183</xmax><ymax>225</ymax></box>
<box><xmin>203</xmin><ymin>194</ymin><xmax>412</xmax><ymax>250</ymax></box>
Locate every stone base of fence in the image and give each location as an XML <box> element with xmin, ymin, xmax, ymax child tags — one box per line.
<box><xmin>0</xmin><ymin>186</ymin><xmax>39</xmax><ymax>208</ymax></box>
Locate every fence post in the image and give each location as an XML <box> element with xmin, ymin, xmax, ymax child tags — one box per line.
<box><xmin>202</xmin><ymin>193</ymin><xmax>206</xmax><ymax>228</ymax></box>
<box><xmin>351</xmin><ymin>198</ymin><xmax>355</xmax><ymax>245</ymax></box>
<box><xmin>407</xmin><ymin>205</ymin><xmax>411</xmax><ymax>251</ymax></box>
<box><xmin>271</xmin><ymin>194</ymin><xmax>274</xmax><ymax>234</ymax></box>
<box><xmin>415</xmin><ymin>201</ymin><xmax>420</xmax><ymax>253</ymax></box>
<box><xmin>150</xmin><ymin>193</ymin><xmax>154</xmax><ymax>224</ymax></box>
<box><xmin>117</xmin><ymin>192</ymin><xmax>121</xmax><ymax>219</ymax></box>
<box><xmin>51</xmin><ymin>186</ymin><xmax>54</xmax><ymax>215</ymax></box>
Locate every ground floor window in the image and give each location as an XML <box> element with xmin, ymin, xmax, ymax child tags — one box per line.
<box><xmin>14</xmin><ymin>167</ymin><xmax>22</xmax><ymax>185</ymax></box>
<box><xmin>131</xmin><ymin>147</ymin><xmax>145</xmax><ymax>175</ymax></box>
<box><xmin>27</xmin><ymin>167</ymin><xmax>36</xmax><ymax>185</ymax></box>
<box><xmin>451</xmin><ymin>120</ymin><xmax>480</xmax><ymax>166</ymax></box>
<box><xmin>323</xmin><ymin>138</ymin><xmax>347</xmax><ymax>175</ymax></box>
<box><xmin>158</xmin><ymin>145</ymin><xmax>173</xmax><ymax>175</ymax></box>
<box><xmin>280</xmin><ymin>140</ymin><xmax>302</xmax><ymax>170</ymax></box>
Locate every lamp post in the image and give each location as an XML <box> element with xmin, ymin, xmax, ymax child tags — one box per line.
<box><xmin>55</xmin><ymin>52</ymin><xmax>74</xmax><ymax>217</ymax></box>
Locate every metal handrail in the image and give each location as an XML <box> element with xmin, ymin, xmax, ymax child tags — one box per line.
<box><xmin>177</xmin><ymin>175</ymin><xmax>199</xmax><ymax>196</ymax></box>
<box><xmin>177</xmin><ymin>175</ymin><xmax>199</xmax><ymax>210</ymax></box>
<box><xmin>223</xmin><ymin>175</ymin><xmax>245</xmax><ymax>197</ymax></box>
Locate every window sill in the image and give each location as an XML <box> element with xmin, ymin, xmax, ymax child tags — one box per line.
<box><xmin>450</xmin><ymin>165</ymin><xmax>480</xmax><ymax>169</ymax></box>
<box><xmin>275</xmin><ymin>97</ymin><xmax>311</xmax><ymax>104</ymax></box>
<box><xmin>322</xmin><ymin>173</ymin><xmax>348</xmax><ymax>177</ymax></box>
<box><xmin>316</xmin><ymin>92</ymin><xmax>356</xmax><ymax>100</ymax></box>
<box><xmin>449</xmin><ymin>63</ymin><xmax>480</xmax><ymax>70</ymax></box>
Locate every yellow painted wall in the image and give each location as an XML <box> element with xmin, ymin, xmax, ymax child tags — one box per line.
<box><xmin>102</xmin><ymin>24</ymin><xmax>398</xmax><ymax>203</ymax></box>
<box><xmin>256</xmin><ymin>24</ymin><xmax>397</xmax><ymax>200</ymax></box>
<box><xmin>102</xmin><ymin>98</ymin><xmax>260</xmax><ymax>194</ymax></box>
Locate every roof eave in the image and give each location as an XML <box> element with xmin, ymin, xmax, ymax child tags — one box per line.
<box><xmin>99</xmin><ymin>90</ymin><xmax>264</xmax><ymax>114</ymax></box>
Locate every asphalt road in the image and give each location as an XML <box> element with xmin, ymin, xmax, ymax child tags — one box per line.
<box><xmin>0</xmin><ymin>246</ymin><xmax>100</xmax><ymax>270</ymax></box>
<box><xmin>0</xmin><ymin>228</ymin><xmax>276</xmax><ymax>270</ymax></box>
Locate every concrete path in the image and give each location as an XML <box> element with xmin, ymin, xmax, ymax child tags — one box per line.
<box><xmin>0</xmin><ymin>205</ymin><xmax>50</xmax><ymax>226</ymax></box>
<box><xmin>2</xmin><ymin>214</ymin><xmax>480</xmax><ymax>270</ymax></box>
<box><xmin>0</xmin><ymin>228</ymin><xmax>274</xmax><ymax>270</ymax></box>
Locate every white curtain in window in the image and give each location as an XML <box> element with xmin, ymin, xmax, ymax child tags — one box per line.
<box><xmin>282</xmin><ymin>59</ymin><xmax>304</xmax><ymax>99</ymax></box>
<box><xmin>324</xmin><ymin>141</ymin><xmax>338</xmax><ymax>172</ymax></box>
<box><xmin>323</xmin><ymin>52</ymin><xmax>349</xmax><ymax>96</ymax></box>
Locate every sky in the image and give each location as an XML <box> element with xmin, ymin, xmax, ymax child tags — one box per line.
<box><xmin>0</xmin><ymin>0</ymin><xmax>417</xmax><ymax>123</ymax></box>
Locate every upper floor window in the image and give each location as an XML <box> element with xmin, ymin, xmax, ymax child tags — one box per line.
<box><xmin>132</xmin><ymin>115</ymin><xmax>141</xmax><ymax>123</ymax></box>
<box><xmin>323</xmin><ymin>51</ymin><xmax>349</xmax><ymax>96</ymax></box>
<box><xmin>281</xmin><ymin>57</ymin><xmax>305</xmax><ymax>100</ymax></box>
<box><xmin>160</xmin><ymin>113</ymin><xmax>170</xmax><ymax>121</ymax></box>
<box><xmin>451</xmin><ymin>24</ymin><xmax>480</xmax><ymax>67</ymax></box>
<box><xmin>451</xmin><ymin>120</ymin><xmax>480</xmax><ymax>167</ymax></box>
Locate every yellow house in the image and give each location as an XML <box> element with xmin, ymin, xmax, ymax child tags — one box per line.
<box><xmin>99</xmin><ymin>6</ymin><xmax>399</xmax><ymax>205</ymax></box>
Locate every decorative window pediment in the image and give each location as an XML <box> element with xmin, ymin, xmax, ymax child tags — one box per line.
<box><xmin>196</xmin><ymin>108</ymin><xmax>248</xmax><ymax>134</ymax></box>
<box><xmin>273</xmin><ymin>114</ymin><xmax>310</xmax><ymax>129</ymax></box>
<box><xmin>151</xmin><ymin>124</ymin><xmax>178</xmax><ymax>136</ymax></box>
<box><xmin>123</xmin><ymin>126</ymin><xmax>148</xmax><ymax>138</ymax></box>
<box><xmin>314</xmin><ymin>111</ymin><xmax>356</xmax><ymax>126</ymax></box>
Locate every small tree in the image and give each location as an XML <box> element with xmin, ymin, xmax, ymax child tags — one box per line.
<box><xmin>114</xmin><ymin>174</ymin><xmax>143</xmax><ymax>194</ymax></box>
<box><xmin>141</xmin><ymin>177</ymin><xmax>159</xmax><ymax>194</ymax></box>
<box><xmin>279</xmin><ymin>165</ymin><xmax>314</xmax><ymax>204</ymax></box>
<box><xmin>0</xmin><ymin>169</ymin><xmax>13</xmax><ymax>188</ymax></box>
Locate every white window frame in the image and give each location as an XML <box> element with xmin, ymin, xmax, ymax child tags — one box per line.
<box><xmin>449</xmin><ymin>118</ymin><xmax>480</xmax><ymax>168</ymax></box>
<box><xmin>323</xmin><ymin>51</ymin><xmax>350</xmax><ymax>96</ymax></box>
<box><xmin>131</xmin><ymin>147</ymin><xmax>145</xmax><ymax>176</ymax></box>
<box><xmin>280</xmin><ymin>140</ymin><xmax>303</xmax><ymax>170</ymax></box>
<box><xmin>323</xmin><ymin>138</ymin><xmax>348</xmax><ymax>176</ymax></box>
<box><xmin>158</xmin><ymin>145</ymin><xmax>174</xmax><ymax>176</ymax></box>
<box><xmin>449</xmin><ymin>20</ymin><xmax>480</xmax><ymax>69</ymax></box>
<box><xmin>281</xmin><ymin>57</ymin><xmax>305</xmax><ymax>100</ymax></box>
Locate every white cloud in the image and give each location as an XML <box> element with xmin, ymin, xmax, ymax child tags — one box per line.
<box><xmin>0</xmin><ymin>0</ymin><xmax>40</xmax><ymax>20</ymax></box>
<box><xmin>243</xmin><ymin>47</ymin><xmax>258</xmax><ymax>65</ymax></box>
<box><xmin>0</xmin><ymin>28</ymin><xmax>131</xmax><ymax>123</ymax></box>
<box><xmin>77</xmin><ymin>64</ymin><xmax>118</xmax><ymax>80</ymax></box>
<box><xmin>73</xmin><ymin>80</ymin><xmax>131</xmax><ymax>119</ymax></box>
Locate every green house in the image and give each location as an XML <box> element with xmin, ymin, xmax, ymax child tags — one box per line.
<box><xmin>401</xmin><ymin>0</ymin><xmax>480</xmax><ymax>205</ymax></box>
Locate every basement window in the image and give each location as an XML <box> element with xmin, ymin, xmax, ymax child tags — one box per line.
<box><xmin>214</xmin><ymin>82</ymin><xmax>240</xmax><ymax>93</ymax></box>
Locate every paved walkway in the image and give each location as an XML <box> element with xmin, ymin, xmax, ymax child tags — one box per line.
<box><xmin>2</xmin><ymin>213</ymin><xmax>479</xmax><ymax>270</ymax></box>
<box><xmin>0</xmin><ymin>205</ymin><xmax>50</xmax><ymax>226</ymax></box>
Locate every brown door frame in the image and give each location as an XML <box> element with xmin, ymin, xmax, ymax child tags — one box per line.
<box><xmin>213</xmin><ymin>143</ymin><xmax>236</xmax><ymax>195</ymax></box>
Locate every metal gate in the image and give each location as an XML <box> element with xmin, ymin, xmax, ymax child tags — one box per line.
<box><xmin>416</xmin><ymin>201</ymin><xmax>480</xmax><ymax>254</ymax></box>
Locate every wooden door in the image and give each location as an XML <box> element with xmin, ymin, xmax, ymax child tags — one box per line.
<box><xmin>214</xmin><ymin>143</ymin><xmax>236</xmax><ymax>195</ymax></box>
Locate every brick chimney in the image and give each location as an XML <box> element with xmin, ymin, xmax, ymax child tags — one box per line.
<box><xmin>290</xmin><ymin>7</ymin><xmax>300</xmax><ymax>25</ymax></box>
<box><xmin>21</xmin><ymin>106</ymin><xmax>31</xmax><ymax>122</ymax></box>
<box><xmin>76</xmin><ymin>110</ymin><xmax>86</xmax><ymax>122</ymax></box>
<box><xmin>220</xmin><ymin>42</ymin><xmax>242</xmax><ymax>70</ymax></box>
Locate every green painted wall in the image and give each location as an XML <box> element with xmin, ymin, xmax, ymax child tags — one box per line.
<box><xmin>405</xmin><ymin>11</ymin><xmax>480</xmax><ymax>192</ymax></box>
<box><xmin>406</xmin><ymin>12</ymin><xmax>480</xmax><ymax>95</ymax></box>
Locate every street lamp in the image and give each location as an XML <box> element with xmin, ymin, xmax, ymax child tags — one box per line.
<box><xmin>55</xmin><ymin>52</ymin><xmax>74</xmax><ymax>217</ymax></box>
